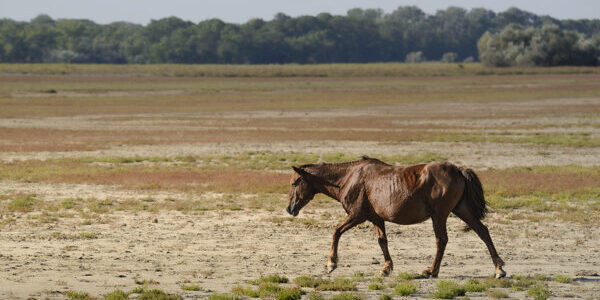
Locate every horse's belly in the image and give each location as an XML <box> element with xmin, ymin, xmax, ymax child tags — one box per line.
<box><xmin>373</xmin><ymin>197</ymin><xmax>430</xmax><ymax>225</ymax></box>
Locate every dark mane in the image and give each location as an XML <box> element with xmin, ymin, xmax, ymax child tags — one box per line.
<box><xmin>299</xmin><ymin>155</ymin><xmax>389</xmax><ymax>169</ymax></box>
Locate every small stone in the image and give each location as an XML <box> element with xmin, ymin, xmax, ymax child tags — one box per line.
<box><xmin>153</xmin><ymin>218</ymin><xmax>158</xmax><ymax>223</ymax></box>
<box><xmin>371</xmin><ymin>258</ymin><xmax>380</xmax><ymax>265</ymax></box>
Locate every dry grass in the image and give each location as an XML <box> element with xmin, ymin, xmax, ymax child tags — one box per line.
<box><xmin>2</xmin><ymin>63</ymin><xmax>600</xmax><ymax>78</ymax></box>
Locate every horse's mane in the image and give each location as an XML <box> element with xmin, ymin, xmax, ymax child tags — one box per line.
<box><xmin>299</xmin><ymin>155</ymin><xmax>390</xmax><ymax>169</ymax></box>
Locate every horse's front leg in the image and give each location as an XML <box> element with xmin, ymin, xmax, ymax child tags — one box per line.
<box><xmin>423</xmin><ymin>216</ymin><xmax>448</xmax><ymax>278</ymax></box>
<box><xmin>328</xmin><ymin>214</ymin><xmax>364</xmax><ymax>273</ymax></box>
<box><xmin>372</xmin><ymin>219</ymin><xmax>393</xmax><ymax>276</ymax></box>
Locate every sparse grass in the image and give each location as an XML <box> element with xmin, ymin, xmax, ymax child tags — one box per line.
<box><xmin>314</xmin><ymin>278</ymin><xmax>357</xmax><ymax>291</ymax></box>
<box><xmin>510</xmin><ymin>274</ymin><xmax>538</xmax><ymax>291</ymax></box>
<box><xmin>79</xmin><ymin>232</ymin><xmax>98</xmax><ymax>239</ymax></box>
<box><xmin>330</xmin><ymin>292</ymin><xmax>363</xmax><ymax>300</ymax></box>
<box><xmin>488</xmin><ymin>289</ymin><xmax>509</xmax><ymax>298</ymax></box>
<box><xmin>136</xmin><ymin>289</ymin><xmax>181</xmax><ymax>300</ymax></box>
<box><xmin>368</xmin><ymin>282</ymin><xmax>384</xmax><ymax>290</ymax></box>
<box><xmin>104</xmin><ymin>290</ymin><xmax>129</xmax><ymax>300</ymax></box>
<box><xmin>463</xmin><ymin>279</ymin><xmax>488</xmax><ymax>292</ymax></box>
<box><xmin>6</xmin><ymin>195</ymin><xmax>40</xmax><ymax>212</ymax></box>
<box><xmin>181</xmin><ymin>284</ymin><xmax>202</xmax><ymax>291</ymax></box>
<box><xmin>294</xmin><ymin>275</ymin><xmax>328</xmax><ymax>288</ymax></box>
<box><xmin>66</xmin><ymin>291</ymin><xmax>93</xmax><ymax>300</ymax></box>
<box><xmin>135</xmin><ymin>278</ymin><xmax>159</xmax><ymax>285</ymax></box>
<box><xmin>432</xmin><ymin>280</ymin><xmax>466</xmax><ymax>299</ymax></box>
<box><xmin>249</xmin><ymin>274</ymin><xmax>289</xmax><ymax>285</ymax></box>
<box><xmin>398</xmin><ymin>272</ymin><xmax>421</xmax><ymax>281</ymax></box>
<box><xmin>554</xmin><ymin>274</ymin><xmax>573</xmax><ymax>283</ymax></box>
<box><xmin>207</xmin><ymin>294</ymin><xmax>241</xmax><ymax>300</ymax></box>
<box><xmin>526</xmin><ymin>284</ymin><xmax>552</xmax><ymax>300</ymax></box>
<box><xmin>274</xmin><ymin>287</ymin><xmax>302</xmax><ymax>300</ymax></box>
<box><xmin>307</xmin><ymin>293</ymin><xmax>325</xmax><ymax>300</ymax></box>
<box><xmin>233</xmin><ymin>283</ymin><xmax>301</xmax><ymax>300</ymax></box>
<box><xmin>2</xmin><ymin>160</ymin><xmax>598</xmax><ymax>223</ymax></box>
<box><xmin>379</xmin><ymin>295</ymin><xmax>392</xmax><ymax>300</ymax></box>
<box><xmin>394</xmin><ymin>281</ymin><xmax>418</xmax><ymax>296</ymax></box>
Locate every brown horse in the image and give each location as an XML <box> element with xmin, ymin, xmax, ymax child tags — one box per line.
<box><xmin>286</xmin><ymin>156</ymin><xmax>506</xmax><ymax>278</ymax></box>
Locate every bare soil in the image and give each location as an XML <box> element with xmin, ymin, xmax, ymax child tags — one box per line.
<box><xmin>0</xmin><ymin>198</ymin><xmax>598</xmax><ymax>299</ymax></box>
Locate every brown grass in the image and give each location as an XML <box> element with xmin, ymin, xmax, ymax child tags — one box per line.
<box><xmin>480</xmin><ymin>168</ymin><xmax>600</xmax><ymax>196</ymax></box>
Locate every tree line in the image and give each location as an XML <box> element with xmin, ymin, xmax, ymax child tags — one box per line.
<box><xmin>1</xmin><ymin>6</ymin><xmax>599</xmax><ymax>65</ymax></box>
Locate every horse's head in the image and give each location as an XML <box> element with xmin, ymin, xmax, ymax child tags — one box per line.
<box><xmin>286</xmin><ymin>166</ymin><xmax>317</xmax><ymax>217</ymax></box>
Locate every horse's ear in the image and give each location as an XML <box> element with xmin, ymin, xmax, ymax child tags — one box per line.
<box><xmin>292</xmin><ymin>166</ymin><xmax>310</xmax><ymax>178</ymax></box>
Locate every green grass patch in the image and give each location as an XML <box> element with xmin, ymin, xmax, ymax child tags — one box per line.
<box><xmin>233</xmin><ymin>283</ymin><xmax>300</xmax><ymax>300</ymax></box>
<box><xmin>398</xmin><ymin>271</ymin><xmax>421</xmax><ymax>281</ymax></box>
<box><xmin>554</xmin><ymin>274</ymin><xmax>573</xmax><ymax>283</ymax></box>
<box><xmin>315</xmin><ymin>278</ymin><xmax>357</xmax><ymax>291</ymax></box>
<box><xmin>510</xmin><ymin>274</ymin><xmax>538</xmax><ymax>291</ymax></box>
<box><xmin>66</xmin><ymin>291</ymin><xmax>93</xmax><ymax>300</ymax></box>
<box><xmin>207</xmin><ymin>293</ymin><xmax>241</xmax><ymax>300</ymax></box>
<box><xmin>526</xmin><ymin>284</ymin><xmax>552</xmax><ymax>300</ymax></box>
<box><xmin>274</xmin><ymin>287</ymin><xmax>302</xmax><ymax>300</ymax></box>
<box><xmin>488</xmin><ymin>289</ymin><xmax>509</xmax><ymax>298</ymax></box>
<box><xmin>136</xmin><ymin>289</ymin><xmax>181</xmax><ymax>300</ymax></box>
<box><xmin>432</xmin><ymin>280</ymin><xmax>466</xmax><ymax>299</ymax></box>
<box><xmin>294</xmin><ymin>275</ymin><xmax>328</xmax><ymax>288</ymax></box>
<box><xmin>79</xmin><ymin>231</ymin><xmax>98</xmax><ymax>239</ymax></box>
<box><xmin>181</xmin><ymin>284</ymin><xmax>202</xmax><ymax>291</ymax></box>
<box><xmin>394</xmin><ymin>281</ymin><xmax>418</xmax><ymax>296</ymax></box>
<box><xmin>307</xmin><ymin>293</ymin><xmax>325</xmax><ymax>300</ymax></box>
<box><xmin>463</xmin><ymin>278</ymin><xmax>489</xmax><ymax>292</ymax></box>
<box><xmin>104</xmin><ymin>290</ymin><xmax>129</xmax><ymax>300</ymax></box>
<box><xmin>249</xmin><ymin>274</ymin><xmax>289</xmax><ymax>285</ymax></box>
<box><xmin>7</xmin><ymin>195</ymin><xmax>40</xmax><ymax>212</ymax></box>
<box><xmin>368</xmin><ymin>282</ymin><xmax>384</xmax><ymax>290</ymax></box>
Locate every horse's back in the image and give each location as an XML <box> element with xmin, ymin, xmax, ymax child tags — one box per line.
<box><xmin>363</xmin><ymin>161</ymin><xmax>465</xmax><ymax>224</ymax></box>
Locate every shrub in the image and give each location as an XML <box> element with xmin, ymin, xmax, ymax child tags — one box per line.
<box><xmin>405</xmin><ymin>51</ymin><xmax>426</xmax><ymax>63</ymax></box>
<box><xmin>394</xmin><ymin>281</ymin><xmax>417</xmax><ymax>296</ymax></box>
<box><xmin>554</xmin><ymin>274</ymin><xmax>572</xmax><ymax>283</ymax></box>
<box><xmin>432</xmin><ymin>280</ymin><xmax>465</xmax><ymax>299</ymax></box>
<box><xmin>464</xmin><ymin>278</ymin><xmax>488</xmax><ymax>292</ymax></box>
<box><xmin>526</xmin><ymin>284</ymin><xmax>551</xmax><ymax>300</ymax></box>
<box><xmin>330</xmin><ymin>292</ymin><xmax>363</xmax><ymax>300</ymax></box>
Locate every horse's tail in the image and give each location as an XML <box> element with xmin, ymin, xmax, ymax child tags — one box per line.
<box><xmin>455</xmin><ymin>167</ymin><xmax>488</xmax><ymax>231</ymax></box>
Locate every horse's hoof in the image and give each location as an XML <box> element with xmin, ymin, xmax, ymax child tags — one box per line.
<box><xmin>327</xmin><ymin>263</ymin><xmax>337</xmax><ymax>273</ymax></box>
<box><xmin>380</xmin><ymin>268</ymin><xmax>391</xmax><ymax>277</ymax></box>
<box><xmin>421</xmin><ymin>269</ymin><xmax>432</xmax><ymax>278</ymax></box>
<box><xmin>495</xmin><ymin>269</ymin><xmax>507</xmax><ymax>279</ymax></box>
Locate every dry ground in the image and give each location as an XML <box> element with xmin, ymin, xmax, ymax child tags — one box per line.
<box><xmin>0</xmin><ymin>64</ymin><xmax>599</xmax><ymax>299</ymax></box>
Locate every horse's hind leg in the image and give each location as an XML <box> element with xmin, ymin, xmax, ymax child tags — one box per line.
<box><xmin>423</xmin><ymin>215</ymin><xmax>449</xmax><ymax>278</ymax></box>
<box><xmin>372</xmin><ymin>219</ymin><xmax>393</xmax><ymax>276</ymax></box>
<box><xmin>453</xmin><ymin>205</ymin><xmax>506</xmax><ymax>278</ymax></box>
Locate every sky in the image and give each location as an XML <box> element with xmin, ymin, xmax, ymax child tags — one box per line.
<box><xmin>1</xmin><ymin>0</ymin><xmax>599</xmax><ymax>24</ymax></box>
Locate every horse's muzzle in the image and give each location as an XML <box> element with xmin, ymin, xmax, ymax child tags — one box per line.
<box><xmin>286</xmin><ymin>204</ymin><xmax>299</xmax><ymax>217</ymax></box>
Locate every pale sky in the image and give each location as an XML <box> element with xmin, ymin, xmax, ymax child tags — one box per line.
<box><xmin>1</xmin><ymin>0</ymin><xmax>599</xmax><ymax>24</ymax></box>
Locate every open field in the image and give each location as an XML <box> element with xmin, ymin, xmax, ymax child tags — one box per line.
<box><xmin>0</xmin><ymin>63</ymin><xmax>599</xmax><ymax>299</ymax></box>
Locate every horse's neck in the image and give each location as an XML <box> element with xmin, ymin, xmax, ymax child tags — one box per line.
<box><xmin>306</xmin><ymin>163</ymin><xmax>353</xmax><ymax>201</ymax></box>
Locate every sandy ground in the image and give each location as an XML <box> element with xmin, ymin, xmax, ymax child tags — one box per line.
<box><xmin>0</xmin><ymin>199</ymin><xmax>598</xmax><ymax>299</ymax></box>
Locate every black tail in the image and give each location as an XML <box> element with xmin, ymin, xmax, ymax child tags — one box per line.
<box><xmin>456</xmin><ymin>168</ymin><xmax>488</xmax><ymax>231</ymax></box>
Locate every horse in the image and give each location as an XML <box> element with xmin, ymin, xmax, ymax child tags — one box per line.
<box><xmin>286</xmin><ymin>156</ymin><xmax>506</xmax><ymax>278</ymax></box>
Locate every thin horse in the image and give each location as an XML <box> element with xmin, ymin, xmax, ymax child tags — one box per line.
<box><xmin>286</xmin><ymin>157</ymin><xmax>506</xmax><ymax>278</ymax></box>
